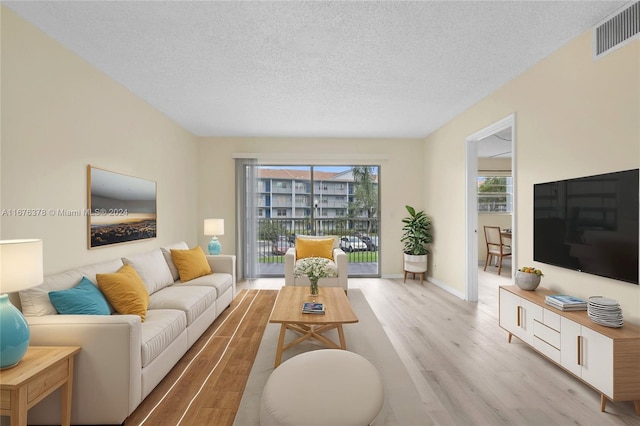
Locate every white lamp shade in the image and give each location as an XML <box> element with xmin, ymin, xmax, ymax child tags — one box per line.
<box><xmin>204</xmin><ymin>219</ymin><xmax>224</xmax><ymax>236</ymax></box>
<box><xmin>0</xmin><ymin>239</ymin><xmax>44</xmax><ymax>293</ymax></box>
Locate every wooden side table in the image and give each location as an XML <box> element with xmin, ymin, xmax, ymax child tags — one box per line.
<box><xmin>0</xmin><ymin>346</ymin><xmax>81</xmax><ymax>426</ymax></box>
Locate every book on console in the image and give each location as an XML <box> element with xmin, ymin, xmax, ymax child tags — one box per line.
<box><xmin>545</xmin><ymin>294</ymin><xmax>587</xmax><ymax>305</ymax></box>
<box><xmin>545</xmin><ymin>302</ymin><xmax>588</xmax><ymax>311</ymax></box>
<box><xmin>302</xmin><ymin>302</ymin><xmax>325</xmax><ymax>314</ymax></box>
<box><xmin>545</xmin><ymin>294</ymin><xmax>587</xmax><ymax>310</ymax></box>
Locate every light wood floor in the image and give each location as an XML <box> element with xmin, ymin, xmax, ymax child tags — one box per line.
<box><xmin>238</xmin><ymin>268</ymin><xmax>640</xmax><ymax>425</ymax></box>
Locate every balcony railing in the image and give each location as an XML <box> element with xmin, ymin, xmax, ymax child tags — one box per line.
<box><xmin>256</xmin><ymin>217</ymin><xmax>379</xmax><ymax>277</ymax></box>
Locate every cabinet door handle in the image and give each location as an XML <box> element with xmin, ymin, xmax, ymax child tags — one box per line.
<box><xmin>516</xmin><ymin>305</ymin><xmax>521</xmax><ymax>327</ymax></box>
<box><xmin>577</xmin><ymin>335</ymin><xmax>582</xmax><ymax>366</ymax></box>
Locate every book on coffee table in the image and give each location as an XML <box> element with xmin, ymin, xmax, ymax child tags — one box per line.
<box><xmin>302</xmin><ymin>302</ymin><xmax>325</xmax><ymax>314</ymax></box>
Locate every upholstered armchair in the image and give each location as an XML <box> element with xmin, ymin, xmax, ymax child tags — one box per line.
<box><xmin>284</xmin><ymin>235</ymin><xmax>348</xmax><ymax>291</ymax></box>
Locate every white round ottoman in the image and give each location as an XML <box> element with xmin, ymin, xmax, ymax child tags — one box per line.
<box><xmin>260</xmin><ymin>349</ymin><xmax>384</xmax><ymax>426</ymax></box>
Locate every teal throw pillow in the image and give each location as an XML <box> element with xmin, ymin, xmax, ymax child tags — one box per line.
<box><xmin>48</xmin><ymin>276</ymin><xmax>111</xmax><ymax>315</ymax></box>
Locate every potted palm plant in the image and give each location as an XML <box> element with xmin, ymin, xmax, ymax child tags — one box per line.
<box><xmin>401</xmin><ymin>205</ymin><xmax>433</xmax><ymax>275</ymax></box>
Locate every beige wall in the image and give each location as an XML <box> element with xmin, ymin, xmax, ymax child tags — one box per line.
<box><xmin>425</xmin><ymin>32</ymin><xmax>639</xmax><ymax>323</ymax></box>
<box><xmin>197</xmin><ymin>138</ymin><xmax>425</xmax><ymax>277</ymax></box>
<box><xmin>1</xmin><ymin>8</ymin><xmax>199</xmax><ymax>274</ymax></box>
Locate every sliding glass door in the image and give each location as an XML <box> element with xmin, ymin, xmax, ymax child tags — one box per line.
<box><xmin>238</xmin><ymin>163</ymin><xmax>380</xmax><ymax>279</ymax></box>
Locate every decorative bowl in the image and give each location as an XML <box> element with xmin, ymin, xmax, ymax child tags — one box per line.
<box><xmin>515</xmin><ymin>271</ymin><xmax>541</xmax><ymax>291</ymax></box>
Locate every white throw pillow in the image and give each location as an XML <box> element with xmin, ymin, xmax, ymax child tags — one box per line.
<box><xmin>75</xmin><ymin>258</ymin><xmax>125</xmax><ymax>286</ymax></box>
<box><xmin>123</xmin><ymin>249</ymin><xmax>174</xmax><ymax>294</ymax></box>
<box><xmin>160</xmin><ymin>241</ymin><xmax>189</xmax><ymax>282</ymax></box>
<box><xmin>20</xmin><ymin>258</ymin><xmax>124</xmax><ymax>316</ymax></box>
<box><xmin>19</xmin><ymin>270</ymin><xmax>83</xmax><ymax>316</ymax></box>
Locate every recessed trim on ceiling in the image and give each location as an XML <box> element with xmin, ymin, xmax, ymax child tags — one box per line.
<box><xmin>231</xmin><ymin>153</ymin><xmax>389</xmax><ymax>165</ymax></box>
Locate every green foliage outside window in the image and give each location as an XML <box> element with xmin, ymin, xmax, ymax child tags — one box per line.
<box><xmin>478</xmin><ymin>176</ymin><xmax>512</xmax><ymax>213</ymax></box>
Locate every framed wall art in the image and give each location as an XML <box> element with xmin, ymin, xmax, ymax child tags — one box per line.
<box><xmin>87</xmin><ymin>165</ymin><xmax>157</xmax><ymax>248</ymax></box>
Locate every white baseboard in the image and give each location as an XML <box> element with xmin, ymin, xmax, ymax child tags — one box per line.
<box><xmin>381</xmin><ymin>274</ymin><xmax>465</xmax><ymax>300</ymax></box>
<box><xmin>382</xmin><ymin>274</ymin><xmax>404</xmax><ymax>279</ymax></box>
<box><xmin>427</xmin><ymin>277</ymin><xmax>465</xmax><ymax>300</ymax></box>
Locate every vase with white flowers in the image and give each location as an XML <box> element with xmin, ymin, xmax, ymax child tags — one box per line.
<box><xmin>294</xmin><ymin>257</ymin><xmax>337</xmax><ymax>296</ymax></box>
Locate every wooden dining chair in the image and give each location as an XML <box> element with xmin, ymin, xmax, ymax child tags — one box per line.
<box><xmin>483</xmin><ymin>226</ymin><xmax>511</xmax><ymax>275</ymax></box>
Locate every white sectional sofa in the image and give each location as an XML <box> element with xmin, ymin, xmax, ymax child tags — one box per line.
<box><xmin>13</xmin><ymin>242</ymin><xmax>236</xmax><ymax>425</ymax></box>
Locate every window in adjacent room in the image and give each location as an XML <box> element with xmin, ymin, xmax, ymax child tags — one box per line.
<box><xmin>478</xmin><ymin>175</ymin><xmax>513</xmax><ymax>213</ymax></box>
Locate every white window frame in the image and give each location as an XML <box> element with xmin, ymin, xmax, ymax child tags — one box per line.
<box><xmin>478</xmin><ymin>174</ymin><xmax>513</xmax><ymax>213</ymax></box>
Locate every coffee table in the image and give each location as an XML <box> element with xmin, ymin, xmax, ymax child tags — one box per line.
<box><xmin>269</xmin><ymin>286</ymin><xmax>359</xmax><ymax>367</ymax></box>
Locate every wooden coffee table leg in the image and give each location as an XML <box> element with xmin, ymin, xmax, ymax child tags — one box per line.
<box><xmin>337</xmin><ymin>324</ymin><xmax>347</xmax><ymax>349</ymax></box>
<box><xmin>274</xmin><ymin>323</ymin><xmax>288</xmax><ymax>368</ymax></box>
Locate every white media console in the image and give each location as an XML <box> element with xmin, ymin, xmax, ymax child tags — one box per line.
<box><xmin>499</xmin><ymin>285</ymin><xmax>640</xmax><ymax>415</ymax></box>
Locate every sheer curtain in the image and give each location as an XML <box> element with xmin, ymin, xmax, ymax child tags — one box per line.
<box><xmin>235</xmin><ymin>158</ymin><xmax>258</xmax><ymax>280</ymax></box>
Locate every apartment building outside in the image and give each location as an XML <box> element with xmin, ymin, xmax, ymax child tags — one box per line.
<box><xmin>256</xmin><ymin>167</ymin><xmax>379</xmax><ymax>236</ymax></box>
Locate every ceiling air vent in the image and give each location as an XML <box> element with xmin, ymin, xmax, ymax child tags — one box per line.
<box><xmin>593</xmin><ymin>1</ymin><xmax>639</xmax><ymax>58</ymax></box>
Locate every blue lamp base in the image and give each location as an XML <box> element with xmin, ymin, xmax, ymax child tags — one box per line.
<box><xmin>0</xmin><ymin>294</ymin><xmax>30</xmax><ymax>369</ymax></box>
<box><xmin>208</xmin><ymin>237</ymin><xmax>222</xmax><ymax>255</ymax></box>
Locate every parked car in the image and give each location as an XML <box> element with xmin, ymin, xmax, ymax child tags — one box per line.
<box><xmin>339</xmin><ymin>236</ymin><xmax>367</xmax><ymax>252</ymax></box>
<box><xmin>360</xmin><ymin>235</ymin><xmax>378</xmax><ymax>251</ymax></box>
<box><xmin>272</xmin><ymin>239</ymin><xmax>290</xmax><ymax>255</ymax></box>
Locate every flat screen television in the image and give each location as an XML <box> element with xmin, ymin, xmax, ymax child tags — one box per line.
<box><xmin>533</xmin><ymin>168</ymin><xmax>639</xmax><ymax>285</ymax></box>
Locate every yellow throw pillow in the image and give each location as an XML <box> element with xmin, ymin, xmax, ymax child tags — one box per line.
<box><xmin>96</xmin><ymin>264</ymin><xmax>149</xmax><ymax>321</ymax></box>
<box><xmin>296</xmin><ymin>238</ymin><xmax>334</xmax><ymax>260</ymax></box>
<box><xmin>170</xmin><ymin>246</ymin><xmax>213</xmax><ymax>282</ymax></box>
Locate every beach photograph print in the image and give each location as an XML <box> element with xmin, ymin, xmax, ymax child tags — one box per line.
<box><xmin>88</xmin><ymin>166</ymin><xmax>157</xmax><ymax>248</ymax></box>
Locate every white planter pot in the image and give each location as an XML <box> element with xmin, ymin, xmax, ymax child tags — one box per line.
<box><xmin>404</xmin><ymin>254</ymin><xmax>428</xmax><ymax>273</ymax></box>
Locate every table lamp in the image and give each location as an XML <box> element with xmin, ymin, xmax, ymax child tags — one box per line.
<box><xmin>204</xmin><ymin>219</ymin><xmax>224</xmax><ymax>255</ymax></box>
<box><xmin>0</xmin><ymin>239</ymin><xmax>44</xmax><ymax>369</ymax></box>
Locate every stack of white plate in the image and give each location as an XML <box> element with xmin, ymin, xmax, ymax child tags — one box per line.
<box><xmin>587</xmin><ymin>297</ymin><xmax>623</xmax><ymax>328</ymax></box>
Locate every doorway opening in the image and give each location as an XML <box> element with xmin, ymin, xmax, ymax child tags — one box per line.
<box><xmin>465</xmin><ymin>114</ymin><xmax>515</xmax><ymax>302</ymax></box>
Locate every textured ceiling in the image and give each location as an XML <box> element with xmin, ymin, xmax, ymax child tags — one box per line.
<box><xmin>4</xmin><ymin>1</ymin><xmax>627</xmax><ymax>138</ymax></box>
